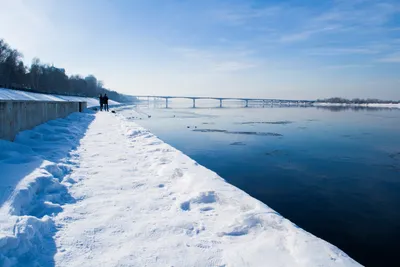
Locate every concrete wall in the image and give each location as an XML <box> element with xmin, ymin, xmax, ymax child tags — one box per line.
<box><xmin>0</xmin><ymin>101</ymin><xmax>87</xmax><ymax>141</ymax></box>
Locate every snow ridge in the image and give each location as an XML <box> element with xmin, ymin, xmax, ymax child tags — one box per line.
<box><xmin>0</xmin><ymin>111</ymin><xmax>95</xmax><ymax>266</ymax></box>
<box><xmin>0</xmin><ymin>88</ymin><xmax>120</xmax><ymax>107</ymax></box>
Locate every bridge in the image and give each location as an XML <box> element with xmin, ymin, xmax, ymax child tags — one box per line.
<box><xmin>132</xmin><ymin>95</ymin><xmax>314</xmax><ymax>108</ymax></box>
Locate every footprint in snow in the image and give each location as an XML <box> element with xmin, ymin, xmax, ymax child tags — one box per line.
<box><xmin>200</xmin><ymin>206</ymin><xmax>214</xmax><ymax>212</ymax></box>
<box><xmin>180</xmin><ymin>191</ymin><xmax>218</xmax><ymax>211</ymax></box>
<box><xmin>158</xmin><ymin>157</ymin><xmax>172</xmax><ymax>165</ymax></box>
<box><xmin>172</xmin><ymin>168</ymin><xmax>184</xmax><ymax>178</ymax></box>
<box><xmin>218</xmin><ymin>212</ymin><xmax>283</xmax><ymax>237</ymax></box>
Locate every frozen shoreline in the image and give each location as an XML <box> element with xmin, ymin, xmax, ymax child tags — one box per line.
<box><xmin>0</xmin><ymin>110</ymin><xmax>362</xmax><ymax>266</ymax></box>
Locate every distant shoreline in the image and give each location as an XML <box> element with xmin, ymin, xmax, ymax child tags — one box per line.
<box><xmin>314</xmin><ymin>102</ymin><xmax>400</xmax><ymax>108</ymax></box>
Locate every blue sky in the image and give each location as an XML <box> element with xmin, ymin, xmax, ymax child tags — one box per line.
<box><xmin>1</xmin><ymin>0</ymin><xmax>400</xmax><ymax>99</ymax></box>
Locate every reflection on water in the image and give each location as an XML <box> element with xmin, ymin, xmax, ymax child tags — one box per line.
<box><xmin>237</xmin><ymin>121</ymin><xmax>294</xmax><ymax>125</ymax></box>
<box><xmin>118</xmin><ymin>103</ymin><xmax>400</xmax><ymax>267</ymax></box>
<box><xmin>193</xmin><ymin>128</ymin><xmax>283</xmax><ymax>136</ymax></box>
<box><xmin>230</xmin><ymin>141</ymin><xmax>246</xmax><ymax>146</ymax></box>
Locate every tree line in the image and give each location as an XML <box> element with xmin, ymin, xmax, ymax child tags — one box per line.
<box><xmin>317</xmin><ymin>97</ymin><xmax>399</xmax><ymax>104</ymax></box>
<box><xmin>0</xmin><ymin>39</ymin><xmax>134</xmax><ymax>102</ymax></box>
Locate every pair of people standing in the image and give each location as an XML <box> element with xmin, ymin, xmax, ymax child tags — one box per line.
<box><xmin>99</xmin><ymin>94</ymin><xmax>109</xmax><ymax>111</ymax></box>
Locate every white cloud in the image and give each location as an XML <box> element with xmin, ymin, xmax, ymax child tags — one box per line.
<box><xmin>212</xmin><ymin>61</ymin><xmax>257</xmax><ymax>72</ymax></box>
<box><xmin>279</xmin><ymin>30</ymin><xmax>315</xmax><ymax>43</ymax></box>
<box><xmin>279</xmin><ymin>0</ymin><xmax>400</xmax><ymax>45</ymax></box>
<box><xmin>173</xmin><ymin>47</ymin><xmax>258</xmax><ymax>72</ymax></box>
<box><xmin>325</xmin><ymin>64</ymin><xmax>373</xmax><ymax>69</ymax></box>
<box><xmin>213</xmin><ymin>5</ymin><xmax>281</xmax><ymax>25</ymax></box>
<box><xmin>378</xmin><ymin>53</ymin><xmax>400</xmax><ymax>63</ymax></box>
<box><xmin>279</xmin><ymin>26</ymin><xmax>340</xmax><ymax>43</ymax></box>
<box><xmin>174</xmin><ymin>48</ymin><xmax>214</xmax><ymax>60</ymax></box>
<box><xmin>315</xmin><ymin>1</ymin><xmax>400</xmax><ymax>27</ymax></box>
<box><xmin>308</xmin><ymin>47</ymin><xmax>380</xmax><ymax>56</ymax></box>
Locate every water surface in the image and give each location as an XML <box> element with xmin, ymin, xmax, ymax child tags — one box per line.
<box><xmin>119</xmin><ymin>102</ymin><xmax>400</xmax><ymax>267</ymax></box>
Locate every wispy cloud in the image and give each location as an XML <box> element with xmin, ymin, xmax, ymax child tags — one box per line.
<box><xmin>174</xmin><ymin>47</ymin><xmax>258</xmax><ymax>72</ymax></box>
<box><xmin>308</xmin><ymin>47</ymin><xmax>380</xmax><ymax>56</ymax></box>
<box><xmin>211</xmin><ymin>0</ymin><xmax>400</xmax><ymax>47</ymax></box>
<box><xmin>315</xmin><ymin>1</ymin><xmax>400</xmax><ymax>28</ymax></box>
<box><xmin>279</xmin><ymin>30</ymin><xmax>315</xmax><ymax>43</ymax></box>
<box><xmin>378</xmin><ymin>53</ymin><xmax>400</xmax><ymax>63</ymax></box>
<box><xmin>280</xmin><ymin>26</ymin><xmax>340</xmax><ymax>43</ymax></box>
<box><xmin>174</xmin><ymin>48</ymin><xmax>214</xmax><ymax>60</ymax></box>
<box><xmin>212</xmin><ymin>61</ymin><xmax>256</xmax><ymax>72</ymax></box>
<box><xmin>325</xmin><ymin>64</ymin><xmax>373</xmax><ymax>69</ymax></box>
<box><xmin>213</xmin><ymin>5</ymin><xmax>281</xmax><ymax>25</ymax></box>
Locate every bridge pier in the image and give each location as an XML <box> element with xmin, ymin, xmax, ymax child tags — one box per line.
<box><xmin>130</xmin><ymin>95</ymin><xmax>313</xmax><ymax>108</ymax></box>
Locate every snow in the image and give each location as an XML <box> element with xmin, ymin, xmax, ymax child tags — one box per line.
<box><xmin>0</xmin><ymin>109</ymin><xmax>362</xmax><ymax>267</ymax></box>
<box><xmin>0</xmin><ymin>111</ymin><xmax>95</xmax><ymax>266</ymax></box>
<box><xmin>0</xmin><ymin>88</ymin><xmax>120</xmax><ymax>107</ymax></box>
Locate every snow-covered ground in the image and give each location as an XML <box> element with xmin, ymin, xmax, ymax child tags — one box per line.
<box><xmin>0</xmin><ymin>109</ymin><xmax>362</xmax><ymax>267</ymax></box>
<box><xmin>0</xmin><ymin>88</ymin><xmax>120</xmax><ymax>107</ymax></box>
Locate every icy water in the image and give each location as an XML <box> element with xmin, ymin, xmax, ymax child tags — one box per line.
<box><xmin>120</xmin><ymin>102</ymin><xmax>400</xmax><ymax>267</ymax></box>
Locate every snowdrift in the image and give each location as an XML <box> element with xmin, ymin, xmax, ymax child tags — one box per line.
<box><xmin>0</xmin><ymin>111</ymin><xmax>95</xmax><ymax>266</ymax></box>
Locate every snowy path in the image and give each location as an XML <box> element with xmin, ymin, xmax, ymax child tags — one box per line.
<box><xmin>1</xmin><ymin>111</ymin><xmax>362</xmax><ymax>267</ymax></box>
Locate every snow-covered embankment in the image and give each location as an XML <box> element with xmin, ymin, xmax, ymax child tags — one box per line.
<box><xmin>0</xmin><ymin>110</ymin><xmax>362</xmax><ymax>266</ymax></box>
<box><xmin>0</xmin><ymin>88</ymin><xmax>120</xmax><ymax>107</ymax></box>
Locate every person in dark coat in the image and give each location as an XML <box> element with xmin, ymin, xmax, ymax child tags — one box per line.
<box><xmin>99</xmin><ymin>94</ymin><xmax>104</xmax><ymax>111</ymax></box>
<box><xmin>104</xmin><ymin>94</ymin><xmax>109</xmax><ymax>111</ymax></box>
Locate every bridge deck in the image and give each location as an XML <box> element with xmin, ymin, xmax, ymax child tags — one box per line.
<box><xmin>133</xmin><ymin>95</ymin><xmax>313</xmax><ymax>103</ymax></box>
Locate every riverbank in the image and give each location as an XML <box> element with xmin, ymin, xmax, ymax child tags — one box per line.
<box><xmin>0</xmin><ymin>110</ymin><xmax>361</xmax><ymax>266</ymax></box>
<box><xmin>314</xmin><ymin>102</ymin><xmax>400</xmax><ymax>108</ymax></box>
